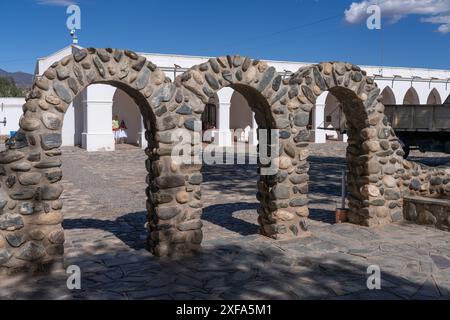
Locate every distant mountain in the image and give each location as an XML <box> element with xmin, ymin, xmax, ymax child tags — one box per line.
<box><xmin>0</xmin><ymin>68</ymin><xmax>33</xmax><ymax>89</ymax></box>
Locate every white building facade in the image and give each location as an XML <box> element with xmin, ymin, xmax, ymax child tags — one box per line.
<box><xmin>1</xmin><ymin>45</ymin><xmax>450</xmax><ymax>151</ymax></box>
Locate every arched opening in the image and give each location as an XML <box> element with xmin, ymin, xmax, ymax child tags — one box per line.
<box><xmin>403</xmin><ymin>87</ymin><xmax>420</xmax><ymax>105</ymax></box>
<box><xmin>200</xmin><ymin>86</ymin><xmax>268</xmax><ymax>240</ymax></box>
<box><xmin>380</xmin><ymin>86</ymin><xmax>396</xmax><ymax>105</ymax></box>
<box><xmin>230</xmin><ymin>90</ymin><xmax>255</xmax><ymax>144</ymax></box>
<box><xmin>323</xmin><ymin>92</ymin><xmax>345</xmax><ymax>142</ymax></box>
<box><xmin>112</xmin><ymin>88</ymin><xmax>143</xmax><ymax>148</ymax></box>
<box><xmin>62</xmin><ymin>83</ymin><xmax>150</xmax><ymax>253</ymax></box>
<box><xmin>445</xmin><ymin>94</ymin><xmax>450</xmax><ymax>105</ymax></box>
<box><xmin>0</xmin><ymin>49</ymin><xmax>165</xmax><ymax>271</ymax></box>
<box><xmin>427</xmin><ymin>88</ymin><xmax>442</xmax><ymax>105</ymax></box>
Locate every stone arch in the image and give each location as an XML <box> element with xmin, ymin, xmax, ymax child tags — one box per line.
<box><xmin>445</xmin><ymin>94</ymin><xmax>450</xmax><ymax>104</ymax></box>
<box><xmin>173</xmin><ymin>56</ymin><xmax>307</xmax><ymax>240</ymax></box>
<box><xmin>289</xmin><ymin>62</ymin><xmax>407</xmax><ymax>226</ymax></box>
<box><xmin>427</xmin><ymin>88</ymin><xmax>442</xmax><ymax>105</ymax></box>
<box><xmin>0</xmin><ymin>48</ymin><xmax>177</xmax><ymax>271</ymax></box>
<box><xmin>403</xmin><ymin>87</ymin><xmax>420</xmax><ymax>105</ymax></box>
<box><xmin>380</xmin><ymin>86</ymin><xmax>396</xmax><ymax>105</ymax></box>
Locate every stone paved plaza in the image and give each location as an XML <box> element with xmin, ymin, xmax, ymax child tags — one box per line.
<box><xmin>1</xmin><ymin>143</ymin><xmax>450</xmax><ymax>300</ymax></box>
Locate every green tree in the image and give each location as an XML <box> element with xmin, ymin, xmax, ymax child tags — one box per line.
<box><xmin>0</xmin><ymin>77</ymin><xmax>24</xmax><ymax>97</ymax></box>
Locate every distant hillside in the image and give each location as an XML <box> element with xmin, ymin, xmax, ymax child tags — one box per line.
<box><xmin>0</xmin><ymin>68</ymin><xmax>33</xmax><ymax>89</ymax></box>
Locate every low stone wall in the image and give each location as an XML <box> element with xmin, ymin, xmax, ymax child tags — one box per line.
<box><xmin>403</xmin><ymin>195</ymin><xmax>450</xmax><ymax>231</ymax></box>
<box><xmin>402</xmin><ymin>161</ymin><xmax>450</xmax><ymax>197</ymax></box>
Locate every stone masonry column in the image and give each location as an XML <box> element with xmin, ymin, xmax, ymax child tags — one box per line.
<box><xmin>81</xmin><ymin>84</ymin><xmax>116</xmax><ymax>152</ymax></box>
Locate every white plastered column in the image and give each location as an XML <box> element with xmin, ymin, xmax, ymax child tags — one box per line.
<box><xmin>216</xmin><ymin>87</ymin><xmax>233</xmax><ymax>147</ymax></box>
<box><xmin>249</xmin><ymin>112</ymin><xmax>258</xmax><ymax>146</ymax></box>
<box><xmin>139</xmin><ymin>117</ymin><xmax>147</xmax><ymax>150</ymax></box>
<box><xmin>314</xmin><ymin>93</ymin><xmax>327</xmax><ymax>144</ymax></box>
<box><xmin>82</xmin><ymin>84</ymin><xmax>116</xmax><ymax>152</ymax></box>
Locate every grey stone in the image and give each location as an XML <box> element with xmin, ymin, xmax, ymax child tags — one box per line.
<box><xmin>313</xmin><ymin>67</ymin><xmax>327</xmax><ymax>90</ymax></box>
<box><xmin>156</xmin><ymin>206</ymin><xmax>182</xmax><ymax>220</ymax></box>
<box><xmin>301</xmin><ymin>85</ymin><xmax>316</xmax><ymax>103</ymax></box>
<box><xmin>279</xmin><ymin>131</ymin><xmax>291</xmax><ymax>139</ymax></box>
<box><xmin>189</xmin><ymin>174</ymin><xmax>203</xmax><ymax>185</ymax></box>
<box><xmin>41</xmin><ymin>133</ymin><xmax>62</xmax><ymax>150</ymax></box>
<box><xmin>205</xmin><ymin>73</ymin><xmax>220</xmax><ymax>90</ymax></box>
<box><xmin>6</xmin><ymin>233</ymin><xmax>26</xmax><ymax>248</ymax></box>
<box><xmin>409</xmin><ymin>179</ymin><xmax>421</xmax><ymax>191</ymax></box>
<box><xmin>10</xmin><ymin>186</ymin><xmax>36</xmax><ymax>200</ymax></box>
<box><xmin>257</xmin><ymin>67</ymin><xmax>276</xmax><ymax>92</ymax></box>
<box><xmin>178</xmin><ymin>220</ymin><xmax>202</xmax><ymax>231</ymax></box>
<box><xmin>67</xmin><ymin>77</ymin><xmax>79</xmax><ymax>94</ymax></box>
<box><xmin>6</xmin><ymin>175</ymin><xmax>16</xmax><ymax>188</ymax></box>
<box><xmin>10</xmin><ymin>162</ymin><xmax>32</xmax><ymax>172</ymax></box>
<box><xmin>136</xmin><ymin>68</ymin><xmax>150</xmax><ymax>90</ymax></box>
<box><xmin>430</xmin><ymin>177</ymin><xmax>443</xmax><ymax>186</ymax></box>
<box><xmin>0</xmin><ymin>151</ymin><xmax>25</xmax><ymax>164</ymax></box>
<box><xmin>73</xmin><ymin>50</ymin><xmax>88</xmax><ymax>62</ymax></box>
<box><xmin>132</xmin><ymin>57</ymin><xmax>146</xmax><ymax>71</ymax></box>
<box><xmin>272</xmin><ymin>75</ymin><xmax>282</xmax><ymax>91</ymax></box>
<box><xmin>42</xmin><ymin>113</ymin><xmax>62</xmax><ymax>130</ymax></box>
<box><xmin>157</xmin><ymin>115</ymin><xmax>178</xmax><ymax>131</ymax></box>
<box><xmin>384</xmin><ymin>189</ymin><xmax>401</xmax><ymax>200</ymax></box>
<box><xmin>289</xmin><ymin>197</ymin><xmax>309</xmax><ymax>207</ymax></box>
<box><xmin>19</xmin><ymin>202</ymin><xmax>34</xmax><ymax>215</ymax></box>
<box><xmin>45</xmin><ymin>170</ymin><xmax>63</xmax><ymax>183</ymax></box>
<box><xmin>0</xmin><ymin>214</ymin><xmax>24</xmax><ymax>231</ymax></box>
<box><xmin>53</xmin><ymin>83</ymin><xmax>72</xmax><ymax>104</ymax></box>
<box><xmin>34</xmin><ymin>158</ymin><xmax>62</xmax><ymax>169</ymax></box>
<box><xmin>93</xmin><ymin>56</ymin><xmax>106</xmax><ymax>77</ymax></box>
<box><xmin>222</xmin><ymin>70</ymin><xmax>233</xmax><ymax>82</ymax></box>
<box><xmin>271</xmin><ymin>185</ymin><xmax>290</xmax><ymax>199</ymax></box>
<box><xmin>17</xmin><ymin>241</ymin><xmax>46</xmax><ymax>261</ymax></box>
<box><xmin>176</xmin><ymin>104</ymin><xmax>192</xmax><ymax>115</ymax></box>
<box><xmin>0</xmin><ymin>249</ymin><xmax>12</xmax><ymax>265</ymax></box>
<box><xmin>156</xmin><ymin>175</ymin><xmax>185</xmax><ymax>189</ymax></box>
<box><xmin>151</xmin><ymin>84</ymin><xmax>176</xmax><ymax>107</ymax></box>
<box><xmin>41</xmin><ymin>184</ymin><xmax>64</xmax><ymax>200</ymax></box>
<box><xmin>294</xmin><ymin>112</ymin><xmax>310</xmax><ymax>127</ymax></box>
<box><xmin>184</xmin><ymin>118</ymin><xmax>200</xmax><ymax>131</ymax></box>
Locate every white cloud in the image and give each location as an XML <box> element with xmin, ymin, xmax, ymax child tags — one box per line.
<box><xmin>37</xmin><ymin>0</ymin><xmax>75</xmax><ymax>6</ymax></box>
<box><xmin>344</xmin><ymin>0</ymin><xmax>450</xmax><ymax>34</ymax></box>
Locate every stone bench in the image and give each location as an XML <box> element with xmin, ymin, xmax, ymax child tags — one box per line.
<box><xmin>403</xmin><ymin>196</ymin><xmax>450</xmax><ymax>231</ymax></box>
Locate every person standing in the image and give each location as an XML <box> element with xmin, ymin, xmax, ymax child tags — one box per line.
<box><xmin>112</xmin><ymin>115</ymin><xmax>120</xmax><ymax>143</ymax></box>
<box><xmin>118</xmin><ymin>120</ymin><xmax>128</xmax><ymax>144</ymax></box>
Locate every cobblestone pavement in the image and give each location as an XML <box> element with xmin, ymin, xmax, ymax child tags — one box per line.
<box><xmin>1</xmin><ymin>143</ymin><xmax>450</xmax><ymax>300</ymax></box>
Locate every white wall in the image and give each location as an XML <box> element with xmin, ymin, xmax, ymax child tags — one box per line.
<box><xmin>0</xmin><ymin>98</ymin><xmax>24</xmax><ymax>136</ymax></box>
<box><xmin>2</xmin><ymin>47</ymin><xmax>450</xmax><ymax>149</ymax></box>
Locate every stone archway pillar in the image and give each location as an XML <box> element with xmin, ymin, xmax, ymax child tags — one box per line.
<box><xmin>81</xmin><ymin>84</ymin><xmax>116</xmax><ymax>152</ymax></box>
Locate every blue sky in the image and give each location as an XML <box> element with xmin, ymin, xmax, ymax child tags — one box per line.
<box><xmin>0</xmin><ymin>0</ymin><xmax>449</xmax><ymax>73</ymax></box>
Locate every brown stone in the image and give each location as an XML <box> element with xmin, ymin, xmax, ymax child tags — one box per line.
<box><xmin>295</xmin><ymin>206</ymin><xmax>310</xmax><ymax>217</ymax></box>
<box><xmin>48</xmin><ymin>229</ymin><xmax>65</xmax><ymax>244</ymax></box>
<box><xmin>176</xmin><ymin>191</ymin><xmax>190</xmax><ymax>204</ymax></box>
<box><xmin>273</xmin><ymin>210</ymin><xmax>295</xmax><ymax>222</ymax></box>
<box><xmin>31</xmin><ymin>211</ymin><xmax>64</xmax><ymax>225</ymax></box>
<box><xmin>29</xmin><ymin>229</ymin><xmax>45</xmax><ymax>241</ymax></box>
